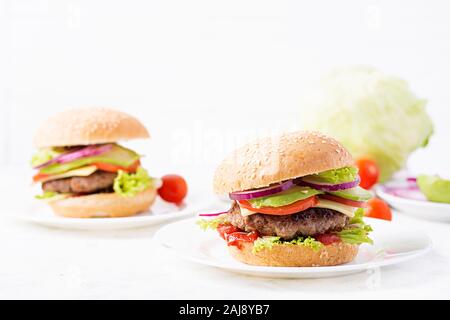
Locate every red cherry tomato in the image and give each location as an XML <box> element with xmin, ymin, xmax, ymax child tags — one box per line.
<box><xmin>227</xmin><ymin>231</ymin><xmax>259</xmax><ymax>249</ymax></box>
<box><xmin>314</xmin><ymin>233</ymin><xmax>341</xmax><ymax>245</ymax></box>
<box><xmin>320</xmin><ymin>194</ymin><xmax>368</xmax><ymax>208</ymax></box>
<box><xmin>238</xmin><ymin>196</ymin><xmax>318</xmax><ymax>216</ymax></box>
<box><xmin>157</xmin><ymin>174</ymin><xmax>188</xmax><ymax>204</ymax></box>
<box><xmin>356</xmin><ymin>158</ymin><xmax>380</xmax><ymax>190</ymax></box>
<box><xmin>365</xmin><ymin>198</ymin><xmax>392</xmax><ymax>221</ymax></box>
<box><xmin>217</xmin><ymin>224</ymin><xmax>240</xmax><ymax>240</ymax></box>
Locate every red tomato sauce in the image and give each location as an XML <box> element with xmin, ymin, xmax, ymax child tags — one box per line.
<box><xmin>217</xmin><ymin>224</ymin><xmax>259</xmax><ymax>249</ymax></box>
<box><xmin>314</xmin><ymin>233</ymin><xmax>341</xmax><ymax>245</ymax></box>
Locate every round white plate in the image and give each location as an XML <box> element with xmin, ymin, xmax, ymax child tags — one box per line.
<box><xmin>154</xmin><ymin>217</ymin><xmax>432</xmax><ymax>278</ymax></box>
<box><xmin>376</xmin><ymin>184</ymin><xmax>450</xmax><ymax>222</ymax></box>
<box><xmin>12</xmin><ymin>196</ymin><xmax>208</xmax><ymax>230</ymax></box>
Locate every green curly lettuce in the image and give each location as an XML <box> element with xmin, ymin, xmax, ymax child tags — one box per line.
<box><xmin>417</xmin><ymin>175</ymin><xmax>450</xmax><ymax>204</ymax></box>
<box><xmin>196</xmin><ymin>216</ymin><xmax>227</xmax><ymax>231</ymax></box>
<box><xmin>113</xmin><ymin>167</ymin><xmax>154</xmax><ymax>197</ymax></box>
<box><xmin>30</xmin><ymin>148</ymin><xmax>63</xmax><ymax>167</ymax></box>
<box><xmin>252</xmin><ymin>236</ymin><xmax>323</xmax><ymax>253</ymax></box>
<box><xmin>35</xmin><ymin>191</ymin><xmax>72</xmax><ymax>202</ymax></box>
<box><xmin>337</xmin><ymin>208</ymin><xmax>373</xmax><ymax>245</ymax></box>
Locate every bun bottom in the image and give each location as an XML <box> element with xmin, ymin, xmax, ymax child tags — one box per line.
<box><xmin>49</xmin><ymin>188</ymin><xmax>157</xmax><ymax>218</ymax></box>
<box><xmin>229</xmin><ymin>241</ymin><xmax>359</xmax><ymax>267</ymax></box>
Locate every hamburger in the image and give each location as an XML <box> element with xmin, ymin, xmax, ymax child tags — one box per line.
<box><xmin>198</xmin><ymin>131</ymin><xmax>373</xmax><ymax>267</ymax></box>
<box><xmin>31</xmin><ymin>107</ymin><xmax>160</xmax><ymax>218</ymax></box>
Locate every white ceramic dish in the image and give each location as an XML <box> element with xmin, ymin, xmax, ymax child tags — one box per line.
<box><xmin>12</xmin><ymin>196</ymin><xmax>208</xmax><ymax>230</ymax></box>
<box><xmin>154</xmin><ymin>217</ymin><xmax>432</xmax><ymax>279</ymax></box>
<box><xmin>376</xmin><ymin>184</ymin><xmax>450</xmax><ymax>222</ymax></box>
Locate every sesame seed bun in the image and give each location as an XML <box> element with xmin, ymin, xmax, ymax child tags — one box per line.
<box><xmin>34</xmin><ymin>107</ymin><xmax>150</xmax><ymax>148</ymax></box>
<box><xmin>229</xmin><ymin>241</ymin><xmax>359</xmax><ymax>267</ymax></box>
<box><xmin>213</xmin><ymin>131</ymin><xmax>354</xmax><ymax>194</ymax></box>
<box><xmin>49</xmin><ymin>188</ymin><xmax>157</xmax><ymax>218</ymax></box>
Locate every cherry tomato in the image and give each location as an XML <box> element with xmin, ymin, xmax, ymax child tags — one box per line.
<box><xmin>365</xmin><ymin>198</ymin><xmax>392</xmax><ymax>221</ymax></box>
<box><xmin>356</xmin><ymin>158</ymin><xmax>380</xmax><ymax>190</ymax></box>
<box><xmin>227</xmin><ymin>231</ymin><xmax>259</xmax><ymax>249</ymax></box>
<box><xmin>217</xmin><ymin>224</ymin><xmax>240</xmax><ymax>240</ymax></box>
<box><xmin>239</xmin><ymin>196</ymin><xmax>318</xmax><ymax>216</ymax></box>
<box><xmin>320</xmin><ymin>194</ymin><xmax>368</xmax><ymax>208</ymax></box>
<box><xmin>314</xmin><ymin>233</ymin><xmax>341</xmax><ymax>245</ymax></box>
<box><xmin>158</xmin><ymin>174</ymin><xmax>188</xmax><ymax>204</ymax></box>
<box><xmin>93</xmin><ymin>160</ymin><xmax>140</xmax><ymax>173</ymax></box>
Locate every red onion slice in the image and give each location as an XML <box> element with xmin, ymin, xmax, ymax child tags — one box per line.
<box><xmin>297</xmin><ymin>176</ymin><xmax>360</xmax><ymax>192</ymax></box>
<box><xmin>229</xmin><ymin>180</ymin><xmax>295</xmax><ymax>201</ymax></box>
<box><xmin>34</xmin><ymin>144</ymin><xmax>113</xmax><ymax>170</ymax></box>
<box><xmin>57</xmin><ymin>144</ymin><xmax>113</xmax><ymax>164</ymax></box>
<box><xmin>383</xmin><ymin>186</ymin><xmax>426</xmax><ymax>201</ymax></box>
<box><xmin>198</xmin><ymin>211</ymin><xmax>228</xmax><ymax>217</ymax></box>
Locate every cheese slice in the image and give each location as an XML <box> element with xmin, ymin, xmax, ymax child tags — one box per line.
<box><xmin>36</xmin><ymin>165</ymin><xmax>98</xmax><ymax>184</ymax></box>
<box><xmin>314</xmin><ymin>199</ymin><xmax>357</xmax><ymax>218</ymax></box>
<box><xmin>239</xmin><ymin>206</ymin><xmax>259</xmax><ymax>217</ymax></box>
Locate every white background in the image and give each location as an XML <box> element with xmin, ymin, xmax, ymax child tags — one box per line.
<box><xmin>1</xmin><ymin>0</ymin><xmax>450</xmax><ymax>300</ymax></box>
<box><xmin>1</xmin><ymin>0</ymin><xmax>450</xmax><ymax>178</ymax></box>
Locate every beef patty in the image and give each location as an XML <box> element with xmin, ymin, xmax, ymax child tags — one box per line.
<box><xmin>42</xmin><ymin>171</ymin><xmax>117</xmax><ymax>194</ymax></box>
<box><xmin>225</xmin><ymin>201</ymin><xmax>349</xmax><ymax>240</ymax></box>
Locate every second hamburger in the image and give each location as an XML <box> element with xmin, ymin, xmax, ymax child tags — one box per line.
<box><xmin>31</xmin><ymin>107</ymin><xmax>160</xmax><ymax>218</ymax></box>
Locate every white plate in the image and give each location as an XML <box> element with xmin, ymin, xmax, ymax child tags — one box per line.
<box><xmin>376</xmin><ymin>184</ymin><xmax>450</xmax><ymax>222</ymax></box>
<box><xmin>12</xmin><ymin>196</ymin><xmax>208</xmax><ymax>230</ymax></box>
<box><xmin>154</xmin><ymin>217</ymin><xmax>432</xmax><ymax>278</ymax></box>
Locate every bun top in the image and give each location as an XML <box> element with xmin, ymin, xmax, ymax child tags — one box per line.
<box><xmin>213</xmin><ymin>131</ymin><xmax>354</xmax><ymax>194</ymax></box>
<box><xmin>34</xmin><ymin>107</ymin><xmax>150</xmax><ymax>147</ymax></box>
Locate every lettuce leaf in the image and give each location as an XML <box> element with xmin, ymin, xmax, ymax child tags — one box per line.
<box><xmin>252</xmin><ymin>236</ymin><xmax>323</xmax><ymax>253</ymax></box>
<box><xmin>417</xmin><ymin>175</ymin><xmax>450</xmax><ymax>204</ymax></box>
<box><xmin>337</xmin><ymin>208</ymin><xmax>373</xmax><ymax>245</ymax></box>
<box><xmin>35</xmin><ymin>191</ymin><xmax>72</xmax><ymax>202</ymax></box>
<box><xmin>113</xmin><ymin>167</ymin><xmax>154</xmax><ymax>197</ymax></box>
<box><xmin>30</xmin><ymin>148</ymin><xmax>63</xmax><ymax>167</ymax></box>
<box><xmin>196</xmin><ymin>216</ymin><xmax>227</xmax><ymax>231</ymax></box>
<box><xmin>305</xmin><ymin>167</ymin><xmax>358</xmax><ymax>184</ymax></box>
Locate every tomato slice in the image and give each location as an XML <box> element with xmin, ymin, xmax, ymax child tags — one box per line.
<box><xmin>320</xmin><ymin>194</ymin><xmax>367</xmax><ymax>208</ymax></box>
<box><xmin>217</xmin><ymin>224</ymin><xmax>240</xmax><ymax>240</ymax></box>
<box><xmin>93</xmin><ymin>160</ymin><xmax>140</xmax><ymax>173</ymax></box>
<box><xmin>314</xmin><ymin>233</ymin><xmax>341</xmax><ymax>245</ymax></box>
<box><xmin>227</xmin><ymin>231</ymin><xmax>259</xmax><ymax>249</ymax></box>
<box><xmin>33</xmin><ymin>173</ymin><xmax>49</xmax><ymax>183</ymax></box>
<box><xmin>239</xmin><ymin>196</ymin><xmax>318</xmax><ymax>215</ymax></box>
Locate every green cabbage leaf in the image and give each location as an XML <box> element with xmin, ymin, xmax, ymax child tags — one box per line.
<box><xmin>301</xmin><ymin>66</ymin><xmax>434</xmax><ymax>181</ymax></box>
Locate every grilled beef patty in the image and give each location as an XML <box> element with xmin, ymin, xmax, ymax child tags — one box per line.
<box><xmin>42</xmin><ymin>171</ymin><xmax>117</xmax><ymax>194</ymax></box>
<box><xmin>225</xmin><ymin>201</ymin><xmax>349</xmax><ymax>240</ymax></box>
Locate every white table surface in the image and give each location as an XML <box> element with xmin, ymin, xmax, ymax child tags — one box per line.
<box><xmin>1</xmin><ymin>166</ymin><xmax>449</xmax><ymax>300</ymax></box>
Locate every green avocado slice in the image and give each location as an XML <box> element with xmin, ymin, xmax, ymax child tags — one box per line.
<box><xmin>328</xmin><ymin>186</ymin><xmax>372</xmax><ymax>201</ymax></box>
<box><xmin>248</xmin><ymin>186</ymin><xmax>323</xmax><ymax>208</ymax></box>
<box><xmin>39</xmin><ymin>144</ymin><xmax>140</xmax><ymax>175</ymax></box>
